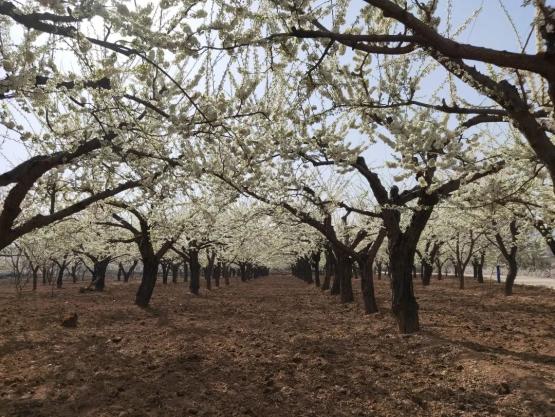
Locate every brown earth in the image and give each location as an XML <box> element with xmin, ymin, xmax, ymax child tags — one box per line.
<box><xmin>0</xmin><ymin>275</ymin><xmax>554</xmax><ymax>417</ymax></box>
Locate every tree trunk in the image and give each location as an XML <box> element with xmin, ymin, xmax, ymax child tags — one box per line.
<box><xmin>93</xmin><ymin>259</ymin><xmax>110</xmax><ymax>291</ymax></box>
<box><xmin>322</xmin><ymin>248</ymin><xmax>334</xmax><ymax>290</ymax></box>
<box><xmin>135</xmin><ymin>257</ymin><xmax>159</xmax><ymax>307</ymax></box>
<box><xmin>335</xmin><ymin>252</ymin><xmax>354</xmax><ymax>303</ymax></box>
<box><xmin>172</xmin><ymin>263</ymin><xmax>179</xmax><ymax>283</ymax></box>
<box><xmin>456</xmin><ymin>263</ymin><xmax>465</xmax><ymax>289</ymax></box>
<box><xmin>32</xmin><ymin>267</ymin><xmax>39</xmax><ymax>291</ymax></box>
<box><xmin>123</xmin><ymin>260</ymin><xmax>138</xmax><ymax>283</ymax></box>
<box><xmin>213</xmin><ymin>262</ymin><xmax>221</xmax><ymax>287</ymax></box>
<box><xmin>421</xmin><ymin>261</ymin><xmax>433</xmax><ymax>286</ymax></box>
<box><xmin>436</xmin><ymin>259</ymin><xmax>443</xmax><ymax>280</ymax></box>
<box><xmin>505</xmin><ymin>259</ymin><xmax>518</xmax><ymax>296</ymax></box>
<box><xmin>311</xmin><ymin>251</ymin><xmax>321</xmax><ymax>287</ymax></box>
<box><xmin>330</xmin><ymin>272</ymin><xmax>340</xmax><ymax>295</ymax></box>
<box><xmin>223</xmin><ymin>264</ymin><xmax>230</xmax><ymax>286</ymax></box>
<box><xmin>239</xmin><ymin>264</ymin><xmax>247</xmax><ymax>282</ymax></box>
<box><xmin>55</xmin><ymin>261</ymin><xmax>67</xmax><ymax>289</ymax></box>
<box><xmin>205</xmin><ymin>251</ymin><xmax>216</xmax><ymax>289</ymax></box>
<box><xmin>389</xmin><ymin>243</ymin><xmax>419</xmax><ymax>334</ymax></box>
<box><xmin>477</xmin><ymin>252</ymin><xmax>485</xmax><ymax>284</ymax></box>
<box><xmin>47</xmin><ymin>263</ymin><xmax>55</xmax><ymax>284</ymax></box>
<box><xmin>182</xmin><ymin>261</ymin><xmax>188</xmax><ymax>282</ymax></box>
<box><xmin>161</xmin><ymin>262</ymin><xmax>170</xmax><ymax>284</ymax></box>
<box><xmin>358</xmin><ymin>257</ymin><xmax>378</xmax><ymax>313</ymax></box>
<box><xmin>189</xmin><ymin>250</ymin><xmax>201</xmax><ymax>295</ymax></box>
<box><xmin>313</xmin><ymin>264</ymin><xmax>321</xmax><ymax>287</ymax></box>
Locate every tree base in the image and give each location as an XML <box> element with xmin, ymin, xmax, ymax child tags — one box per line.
<box><xmin>392</xmin><ymin>301</ymin><xmax>420</xmax><ymax>334</ymax></box>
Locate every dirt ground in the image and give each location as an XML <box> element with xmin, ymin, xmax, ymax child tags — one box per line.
<box><xmin>0</xmin><ymin>275</ymin><xmax>554</xmax><ymax>417</ymax></box>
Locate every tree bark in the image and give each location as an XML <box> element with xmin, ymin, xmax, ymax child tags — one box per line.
<box><xmin>171</xmin><ymin>263</ymin><xmax>179</xmax><ymax>284</ymax></box>
<box><xmin>31</xmin><ymin>266</ymin><xmax>39</xmax><ymax>291</ymax></box>
<box><xmin>239</xmin><ymin>263</ymin><xmax>247</xmax><ymax>282</ymax></box>
<box><xmin>93</xmin><ymin>258</ymin><xmax>110</xmax><ymax>291</ymax></box>
<box><xmin>330</xmin><ymin>272</ymin><xmax>340</xmax><ymax>295</ymax></box>
<box><xmin>123</xmin><ymin>260</ymin><xmax>138</xmax><ymax>282</ymax></box>
<box><xmin>213</xmin><ymin>262</ymin><xmax>221</xmax><ymax>287</ymax></box>
<box><xmin>135</xmin><ymin>257</ymin><xmax>159</xmax><ymax>307</ymax></box>
<box><xmin>182</xmin><ymin>261</ymin><xmax>188</xmax><ymax>282</ymax></box>
<box><xmin>223</xmin><ymin>263</ymin><xmax>230</xmax><ymax>285</ymax></box>
<box><xmin>389</xmin><ymin>241</ymin><xmax>419</xmax><ymax>334</ymax></box>
<box><xmin>457</xmin><ymin>263</ymin><xmax>465</xmax><ymax>289</ymax></box>
<box><xmin>436</xmin><ymin>258</ymin><xmax>444</xmax><ymax>280</ymax></box>
<box><xmin>161</xmin><ymin>261</ymin><xmax>170</xmax><ymax>284</ymax></box>
<box><xmin>335</xmin><ymin>252</ymin><xmax>354</xmax><ymax>303</ymax></box>
<box><xmin>496</xmin><ymin>220</ymin><xmax>519</xmax><ymax>296</ymax></box>
<box><xmin>322</xmin><ymin>247</ymin><xmax>334</xmax><ymax>290</ymax></box>
<box><xmin>505</xmin><ymin>259</ymin><xmax>518</xmax><ymax>296</ymax></box>
<box><xmin>189</xmin><ymin>250</ymin><xmax>201</xmax><ymax>295</ymax></box>
<box><xmin>421</xmin><ymin>262</ymin><xmax>433</xmax><ymax>286</ymax></box>
<box><xmin>311</xmin><ymin>251</ymin><xmax>321</xmax><ymax>287</ymax></box>
<box><xmin>358</xmin><ymin>257</ymin><xmax>378</xmax><ymax>313</ymax></box>
<box><xmin>54</xmin><ymin>257</ymin><xmax>69</xmax><ymax>289</ymax></box>
<box><xmin>477</xmin><ymin>252</ymin><xmax>485</xmax><ymax>284</ymax></box>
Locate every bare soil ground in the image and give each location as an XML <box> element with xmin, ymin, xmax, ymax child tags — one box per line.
<box><xmin>0</xmin><ymin>275</ymin><xmax>554</xmax><ymax>417</ymax></box>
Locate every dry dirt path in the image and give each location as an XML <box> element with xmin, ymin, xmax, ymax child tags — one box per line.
<box><xmin>0</xmin><ymin>275</ymin><xmax>554</xmax><ymax>417</ymax></box>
